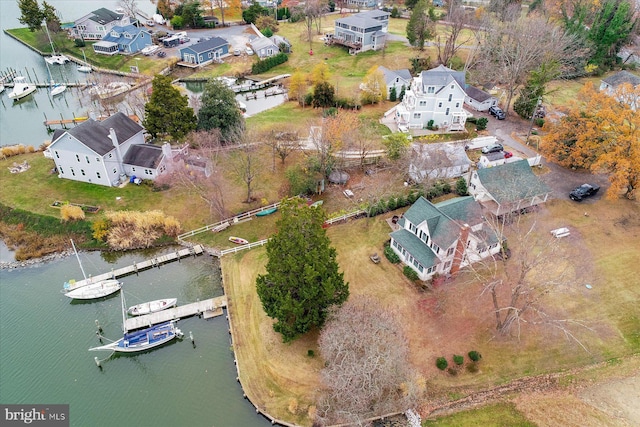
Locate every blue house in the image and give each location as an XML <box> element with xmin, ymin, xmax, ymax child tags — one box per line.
<box><xmin>179</xmin><ymin>37</ymin><xmax>229</xmax><ymax>66</ymax></box>
<box><xmin>93</xmin><ymin>24</ymin><xmax>152</xmax><ymax>55</ymax></box>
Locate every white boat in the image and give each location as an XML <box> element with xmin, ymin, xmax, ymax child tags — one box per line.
<box><xmin>127</xmin><ymin>298</ymin><xmax>177</xmax><ymax>316</ymax></box>
<box><xmin>89</xmin><ymin>292</ymin><xmax>182</xmax><ymax>353</ymax></box>
<box><xmin>141</xmin><ymin>44</ymin><xmax>160</xmax><ymax>56</ymax></box>
<box><xmin>45</xmin><ymin>54</ymin><xmax>70</xmax><ymax>65</ymax></box>
<box><xmin>77</xmin><ymin>50</ymin><xmax>92</xmax><ymax>73</ymax></box>
<box><xmin>7</xmin><ymin>76</ymin><xmax>36</xmax><ymax>100</ymax></box>
<box><xmin>44</xmin><ymin>58</ymin><xmax>66</xmax><ymax>96</ymax></box>
<box><xmin>62</xmin><ymin>239</ymin><xmax>123</xmax><ymax>300</ymax></box>
<box><xmin>64</xmin><ymin>278</ymin><xmax>122</xmax><ymax>300</ymax></box>
<box><xmin>0</xmin><ymin>83</ymin><xmax>5</xmax><ymax>93</ymax></box>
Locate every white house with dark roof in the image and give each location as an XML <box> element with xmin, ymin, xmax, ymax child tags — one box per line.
<box><xmin>469</xmin><ymin>159</ymin><xmax>551</xmax><ymax>216</ymax></box>
<box><xmin>377</xmin><ymin>66</ymin><xmax>412</xmax><ymax>99</ymax></box>
<box><xmin>71</xmin><ymin>8</ymin><xmax>132</xmax><ymax>41</ymax></box>
<box><xmin>393</xmin><ymin>65</ymin><xmax>467</xmax><ymax>131</ymax></box>
<box><xmin>408</xmin><ymin>142</ymin><xmax>471</xmax><ymax>182</ymax></box>
<box><xmin>464</xmin><ymin>85</ymin><xmax>498</xmax><ymax>112</ymax></box>
<box><xmin>390</xmin><ymin>196</ymin><xmax>501</xmax><ymax>281</ymax></box>
<box><xmin>93</xmin><ymin>24</ymin><xmax>152</xmax><ymax>55</ymax></box>
<box><xmin>46</xmin><ymin>113</ymin><xmax>168</xmax><ymax>187</ymax></box>
<box><xmin>331</xmin><ymin>10</ymin><xmax>389</xmax><ymax>54</ymax></box>
<box><xmin>599</xmin><ymin>71</ymin><xmax>640</xmax><ymax>110</ymax></box>
<box><xmin>179</xmin><ymin>37</ymin><xmax>229</xmax><ymax>65</ymax></box>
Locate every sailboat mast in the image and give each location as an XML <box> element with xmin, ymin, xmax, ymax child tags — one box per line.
<box><xmin>121</xmin><ymin>290</ymin><xmax>128</xmax><ymax>333</ymax></box>
<box><xmin>43</xmin><ymin>20</ymin><xmax>56</xmax><ymax>55</ymax></box>
<box><xmin>70</xmin><ymin>239</ymin><xmax>87</xmax><ymax>280</ymax></box>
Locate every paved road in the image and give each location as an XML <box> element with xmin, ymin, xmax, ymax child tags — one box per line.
<box><xmin>480</xmin><ymin>110</ymin><xmax>610</xmax><ymax>204</ymax></box>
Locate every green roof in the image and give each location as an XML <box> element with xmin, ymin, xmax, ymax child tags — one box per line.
<box><xmin>476</xmin><ymin>160</ymin><xmax>550</xmax><ymax>204</ymax></box>
<box><xmin>435</xmin><ymin>196</ymin><xmax>483</xmax><ymax>225</ymax></box>
<box><xmin>390</xmin><ymin>229</ymin><xmax>439</xmax><ymax>268</ymax></box>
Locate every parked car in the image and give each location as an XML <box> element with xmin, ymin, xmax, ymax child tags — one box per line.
<box><xmin>489</xmin><ymin>105</ymin><xmax>506</xmax><ymax>120</ymax></box>
<box><xmin>145</xmin><ymin>20</ymin><xmax>155</xmax><ymax>27</ymax></box>
<box><xmin>245</xmin><ymin>47</ymin><xmax>254</xmax><ymax>55</ymax></box>
<box><xmin>233</xmin><ymin>48</ymin><xmax>241</xmax><ymax>56</ymax></box>
<box><xmin>157</xmin><ymin>50</ymin><xmax>166</xmax><ymax>58</ymax></box>
<box><xmin>481</xmin><ymin>143</ymin><xmax>504</xmax><ymax>154</ymax></box>
<box><xmin>503</xmin><ymin>151</ymin><xmax>513</xmax><ymax>158</ymax></box>
<box><xmin>569</xmin><ymin>184</ymin><xmax>600</xmax><ymax>201</ymax></box>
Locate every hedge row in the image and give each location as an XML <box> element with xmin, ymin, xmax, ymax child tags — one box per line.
<box><xmin>251</xmin><ymin>52</ymin><xmax>288</xmax><ymax>74</ymax></box>
<box><xmin>366</xmin><ymin>181</ymin><xmax>453</xmax><ymax>217</ymax></box>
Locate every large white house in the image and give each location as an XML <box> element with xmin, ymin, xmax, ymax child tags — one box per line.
<box><xmin>71</xmin><ymin>8</ymin><xmax>133</xmax><ymax>41</ymax></box>
<box><xmin>393</xmin><ymin>65</ymin><xmax>467</xmax><ymax>131</ymax></box>
<box><xmin>46</xmin><ymin>113</ymin><xmax>168</xmax><ymax>187</ymax></box>
<box><xmin>390</xmin><ymin>196</ymin><xmax>501</xmax><ymax>281</ymax></box>
<box><xmin>330</xmin><ymin>10</ymin><xmax>389</xmax><ymax>54</ymax></box>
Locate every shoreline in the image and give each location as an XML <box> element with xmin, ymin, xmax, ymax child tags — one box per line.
<box><xmin>0</xmin><ymin>249</ymin><xmax>72</xmax><ymax>270</ymax></box>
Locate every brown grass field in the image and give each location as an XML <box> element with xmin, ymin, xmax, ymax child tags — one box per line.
<box><xmin>223</xmin><ymin>195</ymin><xmax>640</xmax><ymax>426</ymax></box>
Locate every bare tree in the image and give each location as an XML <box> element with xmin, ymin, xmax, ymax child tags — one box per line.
<box><xmin>263</xmin><ymin>128</ymin><xmax>300</xmax><ymax>172</ymax></box>
<box><xmin>302</xmin><ymin>0</ymin><xmax>329</xmax><ymax>50</ymax></box>
<box><xmin>316</xmin><ymin>296</ymin><xmax>424</xmax><ymax>426</ymax></box>
<box><xmin>436</xmin><ymin>6</ymin><xmax>474</xmax><ymax>67</ymax></box>
<box><xmin>227</xmin><ymin>130</ymin><xmax>262</xmax><ymax>203</ymax></box>
<box><xmin>118</xmin><ymin>0</ymin><xmax>138</xmax><ymax>18</ymax></box>
<box><xmin>474</xmin><ymin>15</ymin><xmax>583</xmax><ymax>116</ymax></box>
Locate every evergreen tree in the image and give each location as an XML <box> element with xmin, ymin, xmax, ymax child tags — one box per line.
<box><xmin>406</xmin><ymin>0</ymin><xmax>436</xmax><ymax>50</ymax></box>
<box><xmin>42</xmin><ymin>1</ymin><xmax>60</xmax><ymax>32</ymax></box>
<box><xmin>312</xmin><ymin>81</ymin><xmax>335</xmax><ymax>108</ymax></box>
<box><xmin>256</xmin><ymin>198</ymin><xmax>349</xmax><ymax>342</ymax></box>
<box><xmin>18</xmin><ymin>0</ymin><xmax>44</xmax><ymax>32</ymax></box>
<box><xmin>399</xmin><ymin>84</ymin><xmax>406</xmax><ymax>101</ymax></box>
<box><xmin>197</xmin><ymin>78</ymin><xmax>245</xmax><ymax>142</ymax></box>
<box><xmin>242</xmin><ymin>3</ymin><xmax>268</xmax><ymax>24</ymax></box>
<box><xmin>587</xmin><ymin>0</ymin><xmax>636</xmax><ymax>69</ymax></box>
<box><xmin>144</xmin><ymin>75</ymin><xmax>197</xmax><ymax>140</ymax></box>
<box><xmin>389</xmin><ymin>86</ymin><xmax>397</xmax><ymax>102</ymax></box>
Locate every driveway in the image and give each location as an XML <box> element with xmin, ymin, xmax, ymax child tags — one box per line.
<box><xmin>480</xmin><ymin>110</ymin><xmax>610</xmax><ymax>204</ymax></box>
<box><xmin>150</xmin><ymin>23</ymin><xmax>257</xmax><ymax>58</ymax></box>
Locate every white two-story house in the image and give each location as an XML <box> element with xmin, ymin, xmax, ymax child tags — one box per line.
<box><xmin>330</xmin><ymin>10</ymin><xmax>389</xmax><ymax>54</ymax></box>
<box><xmin>71</xmin><ymin>8</ymin><xmax>133</xmax><ymax>41</ymax></box>
<box><xmin>394</xmin><ymin>65</ymin><xmax>467</xmax><ymax>131</ymax></box>
<box><xmin>390</xmin><ymin>196</ymin><xmax>501</xmax><ymax>281</ymax></box>
<box><xmin>46</xmin><ymin>113</ymin><xmax>168</xmax><ymax>187</ymax></box>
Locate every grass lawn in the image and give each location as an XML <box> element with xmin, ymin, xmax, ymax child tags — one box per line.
<box><xmin>424</xmin><ymin>403</ymin><xmax>535</xmax><ymax>427</ymax></box>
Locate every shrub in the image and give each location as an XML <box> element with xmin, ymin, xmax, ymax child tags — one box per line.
<box><xmin>389</xmin><ymin>86</ymin><xmax>397</xmax><ymax>102</ymax></box>
<box><xmin>453</xmin><ymin>354</ymin><xmax>464</xmax><ymax>365</ymax></box>
<box><xmin>468</xmin><ymin>350</ymin><xmax>482</xmax><ymax>362</ymax></box>
<box><xmin>466</xmin><ymin>363</ymin><xmax>479</xmax><ymax>373</ymax></box>
<box><xmin>74</xmin><ymin>38</ymin><xmax>85</xmax><ymax>47</ymax></box>
<box><xmin>455</xmin><ymin>177</ymin><xmax>468</xmax><ymax>196</ymax></box>
<box><xmin>390</xmin><ymin>6</ymin><xmax>400</xmax><ymax>17</ymax></box>
<box><xmin>170</xmin><ymin>15</ymin><xmax>184</xmax><ymax>29</ymax></box>
<box><xmin>427</xmin><ymin>119</ymin><xmax>435</xmax><ymax>130</ymax></box>
<box><xmin>384</xmin><ymin>246</ymin><xmax>400</xmax><ymax>263</ymax></box>
<box><xmin>303</xmin><ymin>93</ymin><xmax>313</xmax><ymax>107</ymax></box>
<box><xmin>403</xmin><ymin>266</ymin><xmax>419</xmax><ymax>281</ymax></box>
<box><xmin>447</xmin><ymin>367</ymin><xmax>458</xmax><ymax>375</ymax></box>
<box><xmin>251</xmin><ymin>52</ymin><xmax>288</xmax><ymax>74</ymax></box>
<box><xmin>476</xmin><ymin>117</ymin><xmax>488</xmax><ymax>131</ymax></box>
<box><xmin>288</xmin><ymin>397</ymin><xmax>298</xmax><ymax>414</ymax></box>
<box><xmin>261</xmin><ymin>27</ymin><xmax>273</xmax><ymax>37</ymax></box>
<box><xmin>307</xmin><ymin>349</ymin><xmax>314</xmax><ymax>357</ymax></box>
<box><xmin>535</xmin><ymin>118</ymin><xmax>545</xmax><ymax>127</ymax></box>
<box><xmin>60</xmin><ymin>205</ymin><xmax>85</xmax><ymax>222</ymax></box>
<box><xmin>466</xmin><ymin>116</ymin><xmax>477</xmax><ymax>124</ymax></box>
<box><xmin>103</xmin><ymin>210</ymin><xmax>181</xmax><ymax>250</ymax></box>
<box><xmin>92</xmin><ymin>219</ymin><xmax>110</xmax><ymax>241</ymax></box>
<box><xmin>436</xmin><ymin>357</ymin><xmax>448</xmax><ymax>370</ymax></box>
<box><xmin>386</xmin><ymin>197</ymin><xmax>398</xmax><ymax>211</ymax></box>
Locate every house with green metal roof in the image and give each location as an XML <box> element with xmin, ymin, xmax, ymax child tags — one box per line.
<box><xmin>390</xmin><ymin>196</ymin><xmax>501</xmax><ymax>281</ymax></box>
<box><xmin>469</xmin><ymin>159</ymin><xmax>551</xmax><ymax>216</ymax></box>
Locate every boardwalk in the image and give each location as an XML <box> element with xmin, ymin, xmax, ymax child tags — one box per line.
<box><xmin>125</xmin><ymin>296</ymin><xmax>227</xmax><ymax>330</ymax></box>
<box><xmin>65</xmin><ymin>245</ymin><xmax>204</xmax><ymax>291</ymax></box>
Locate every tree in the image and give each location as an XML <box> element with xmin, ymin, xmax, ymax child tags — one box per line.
<box><xmin>176</xmin><ymin>0</ymin><xmax>204</xmax><ymax>28</ymax></box>
<box><xmin>435</xmin><ymin>5</ymin><xmax>473</xmax><ymax>67</ymax></box>
<box><xmin>360</xmin><ymin>65</ymin><xmax>387</xmax><ymax>104</ymax></box>
<box><xmin>513</xmin><ymin>62</ymin><xmax>559</xmax><ymax>119</ymax></box>
<box><xmin>144</xmin><ymin>75</ymin><xmax>197</xmax><ymax>140</ymax></box>
<box><xmin>383</xmin><ymin>133</ymin><xmax>411</xmax><ymax>161</ymax></box>
<box><xmin>118</xmin><ymin>0</ymin><xmax>138</xmax><ymax>18</ymax></box>
<box><xmin>288</xmin><ymin>70</ymin><xmax>309</xmax><ymax>105</ymax></box>
<box><xmin>541</xmin><ymin>82</ymin><xmax>640</xmax><ymax>199</ymax></box>
<box><xmin>242</xmin><ymin>3</ymin><xmax>268</xmax><ymax>24</ymax></box>
<box><xmin>228</xmin><ymin>130</ymin><xmax>262</xmax><ymax>203</ymax></box>
<box><xmin>586</xmin><ymin>0</ymin><xmax>637</xmax><ymax>69</ymax></box>
<box><xmin>302</xmin><ymin>0</ymin><xmax>329</xmax><ymax>50</ymax></box>
<box><xmin>18</xmin><ymin>0</ymin><xmax>44</xmax><ymax>32</ymax></box>
<box><xmin>256</xmin><ymin>198</ymin><xmax>349</xmax><ymax>342</ymax></box>
<box><xmin>156</xmin><ymin>0</ymin><xmax>174</xmax><ymax>19</ymax></box>
<box><xmin>41</xmin><ymin>1</ymin><xmax>60</xmax><ymax>32</ymax></box>
<box><xmin>197</xmin><ymin>78</ymin><xmax>245</xmax><ymax>143</ymax></box>
<box><xmin>312</xmin><ymin>81</ymin><xmax>335</xmax><ymax>108</ymax></box>
<box><xmin>389</xmin><ymin>86</ymin><xmax>397</xmax><ymax>102</ymax></box>
<box><xmin>255</xmin><ymin>15</ymin><xmax>278</xmax><ymax>33</ymax></box>
<box><xmin>211</xmin><ymin>0</ymin><xmax>241</xmax><ymax>26</ymax></box>
<box><xmin>406</xmin><ymin>0</ymin><xmax>436</xmax><ymax>50</ymax></box>
<box><xmin>310</xmin><ymin>62</ymin><xmax>331</xmax><ymax>85</ymax></box>
<box><xmin>170</xmin><ymin>15</ymin><xmax>184</xmax><ymax>29</ymax></box>
<box><xmin>316</xmin><ymin>296</ymin><xmax>423</xmax><ymax>425</ymax></box>
<box><xmin>264</xmin><ymin>128</ymin><xmax>300</xmax><ymax>171</ymax></box>
<box><xmin>487</xmin><ymin>0</ymin><xmax>522</xmax><ymax>21</ymax></box>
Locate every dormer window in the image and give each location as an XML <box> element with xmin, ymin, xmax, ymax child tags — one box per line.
<box><xmin>110</xmin><ymin>31</ymin><xmax>118</xmax><ymax>37</ymax></box>
<box><xmin>427</xmin><ymin>86</ymin><xmax>435</xmax><ymax>94</ymax></box>
<box><xmin>124</xmin><ymin>33</ymin><xmax>132</xmax><ymax>39</ymax></box>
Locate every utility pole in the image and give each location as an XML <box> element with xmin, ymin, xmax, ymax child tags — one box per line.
<box><xmin>525</xmin><ymin>97</ymin><xmax>542</xmax><ymax>148</ymax></box>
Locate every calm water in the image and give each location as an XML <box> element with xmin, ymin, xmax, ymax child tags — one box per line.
<box><xmin>0</xmin><ymin>248</ymin><xmax>272</xmax><ymax>427</ymax></box>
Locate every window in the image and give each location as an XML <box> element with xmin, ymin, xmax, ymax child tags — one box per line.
<box><xmin>70</xmin><ymin>168</ymin><xmax>75</xmax><ymax>176</ymax></box>
<box><xmin>75</xmin><ymin>154</ymin><xmax>80</xmax><ymax>162</ymax></box>
<box><xmin>456</xmin><ymin>102</ymin><xmax>460</xmax><ymax>108</ymax></box>
<box><xmin>96</xmin><ymin>157</ymin><xmax>100</xmax><ymax>162</ymax></box>
<box><xmin>96</xmin><ymin>172</ymin><xmax>101</xmax><ymax>179</ymax></box>
<box><xmin>132</xmin><ymin>167</ymin><xmax>136</xmax><ymax>172</ymax></box>
<box><xmin>208</xmin><ymin>52</ymin><xmax>212</xmax><ymax>58</ymax></box>
<box><xmin>450</xmin><ymin>85</ymin><xmax>454</xmax><ymax>89</ymax></box>
<box><xmin>113</xmin><ymin>168</ymin><xmax>117</xmax><ymax>174</ymax></box>
<box><xmin>419</xmin><ymin>101</ymin><xmax>426</xmax><ymax>106</ymax></box>
<box><xmin>444</xmin><ymin>261</ymin><xmax>452</xmax><ymax>270</ymax></box>
<box><xmin>447</xmin><ymin>247</ymin><xmax>455</xmax><ymax>256</ymax></box>
<box><xmin>418</xmin><ymin>264</ymin><xmax>424</xmax><ymax>273</ymax></box>
<box><xmin>446</xmin><ymin>108</ymin><xmax>450</xmax><ymax>116</ymax></box>
<box><xmin>108</xmin><ymin>153</ymin><xmax>112</xmax><ymax>158</ymax></box>
<box><xmin>427</xmin><ymin>86</ymin><xmax>435</xmax><ymax>94</ymax></box>
<box><xmin>81</xmin><ymin>169</ymin><xmax>85</xmax><ymax>176</ymax></box>
<box><xmin>448</xmin><ymin>94</ymin><xmax>452</xmax><ymax>102</ymax></box>
<box><xmin>438</xmin><ymin>102</ymin><xmax>442</xmax><ymax>108</ymax></box>
<box><xmin>413</xmin><ymin>113</ymin><xmax>421</xmax><ymax>119</ymax></box>
<box><xmin>427</xmin><ymin>266</ymin><xmax>435</xmax><ymax>274</ymax></box>
<box><xmin>85</xmin><ymin>156</ymin><xmax>90</xmax><ymax>164</ymax></box>
<box><xmin>55</xmin><ymin>151</ymin><xmax>59</xmax><ymax>158</ymax></box>
<box><xmin>59</xmin><ymin>167</ymin><xmax>64</xmax><ymax>175</ymax></box>
<box><xmin>409</xmin><ymin>223</ymin><xmax>417</xmax><ymax>233</ymax></box>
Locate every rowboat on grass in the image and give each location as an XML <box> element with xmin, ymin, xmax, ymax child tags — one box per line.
<box><xmin>255</xmin><ymin>207</ymin><xmax>277</xmax><ymax>217</ymax></box>
<box><xmin>229</xmin><ymin>236</ymin><xmax>249</xmax><ymax>245</ymax></box>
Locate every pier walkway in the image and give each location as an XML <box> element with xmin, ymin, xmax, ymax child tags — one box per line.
<box><xmin>125</xmin><ymin>296</ymin><xmax>227</xmax><ymax>330</ymax></box>
<box><xmin>66</xmin><ymin>245</ymin><xmax>204</xmax><ymax>291</ymax></box>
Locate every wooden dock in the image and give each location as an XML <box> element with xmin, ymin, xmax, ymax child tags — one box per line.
<box><xmin>65</xmin><ymin>245</ymin><xmax>204</xmax><ymax>291</ymax></box>
<box><xmin>125</xmin><ymin>296</ymin><xmax>227</xmax><ymax>330</ymax></box>
<box><xmin>44</xmin><ymin>114</ymin><xmax>139</xmax><ymax>129</ymax></box>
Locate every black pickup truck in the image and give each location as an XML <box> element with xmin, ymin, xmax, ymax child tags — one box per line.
<box><xmin>569</xmin><ymin>184</ymin><xmax>600</xmax><ymax>201</ymax></box>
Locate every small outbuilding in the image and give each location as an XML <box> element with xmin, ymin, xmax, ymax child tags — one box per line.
<box><xmin>464</xmin><ymin>85</ymin><xmax>498</xmax><ymax>112</ymax></box>
<box><xmin>179</xmin><ymin>37</ymin><xmax>229</xmax><ymax>65</ymax></box>
<box><xmin>328</xmin><ymin>170</ymin><xmax>350</xmax><ymax>185</ymax></box>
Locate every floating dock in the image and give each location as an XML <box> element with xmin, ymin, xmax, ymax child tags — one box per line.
<box><xmin>125</xmin><ymin>296</ymin><xmax>227</xmax><ymax>330</ymax></box>
<box><xmin>65</xmin><ymin>245</ymin><xmax>204</xmax><ymax>291</ymax></box>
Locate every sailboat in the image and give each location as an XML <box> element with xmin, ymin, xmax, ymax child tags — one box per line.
<box><xmin>62</xmin><ymin>239</ymin><xmax>122</xmax><ymax>300</ymax></box>
<box><xmin>77</xmin><ymin>50</ymin><xmax>92</xmax><ymax>73</ymax></box>
<box><xmin>43</xmin><ymin>21</ymin><xmax>70</xmax><ymax>65</ymax></box>
<box><xmin>89</xmin><ymin>292</ymin><xmax>183</xmax><ymax>353</ymax></box>
<box><xmin>44</xmin><ymin>55</ymin><xmax>66</xmax><ymax>96</ymax></box>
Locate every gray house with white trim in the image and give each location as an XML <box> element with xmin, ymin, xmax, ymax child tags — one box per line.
<box><xmin>46</xmin><ymin>113</ymin><xmax>167</xmax><ymax>187</ymax></box>
<box><xmin>71</xmin><ymin>8</ymin><xmax>133</xmax><ymax>40</ymax></box>
<box><xmin>331</xmin><ymin>10</ymin><xmax>389</xmax><ymax>54</ymax></box>
<box><xmin>390</xmin><ymin>196</ymin><xmax>501</xmax><ymax>281</ymax></box>
<box><xmin>179</xmin><ymin>37</ymin><xmax>230</xmax><ymax>65</ymax></box>
<box><xmin>378</xmin><ymin>66</ymin><xmax>412</xmax><ymax>99</ymax></box>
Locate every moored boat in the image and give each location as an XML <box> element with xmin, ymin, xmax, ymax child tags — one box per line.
<box><xmin>7</xmin><ymin>77</ymin><xmax>36</xmax><ymax>100</ymax></box>
<box><xmin>89</xmin><ymin>321</ymin><xmax>181</xmax><ymax>353</ymax></box>
<box><xmin>44</xmin><ymin>54</ymin><xmax>70</xmax><ymax>65</ymax></box>
<box><xmin>127</xmin><ymin>298</ymin><xmax>177</xmax><ymax>316</ymax></box>
<box><xmin>229</xmin><ymin>236</ymin><xmax>249</xmax><ymax>245</ymax></box>
<box><xmin>64</xmin><ymin>279</ymin><xmax>122</xmax><ymax>300</ymax></box>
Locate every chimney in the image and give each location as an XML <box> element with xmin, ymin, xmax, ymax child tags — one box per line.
<box><xmin>162</xmin><ymin>142</ymin><xmax>172</xmax><ymax>161</ymax></box>
<box><xmin>449</xmin><ymin>223</ymin><xmax>470</xmax><ymax>275</ymax></box>
<box><xmin>109</xmin><ymin>128</ymin><xmax>123</xmax><ymax>178</ymax></box>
